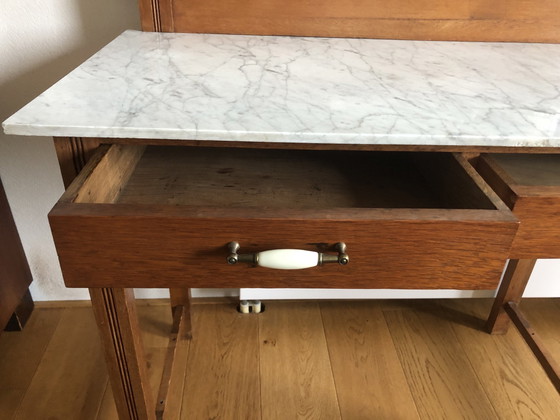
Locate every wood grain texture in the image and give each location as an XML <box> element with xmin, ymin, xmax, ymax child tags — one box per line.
<box><xmin>90</xmin><ymin>288</ymin><xmax>155</xmax><ymax>420</ymax></box>
<box><xmin>521</xmin><ymin>299</ymin><xmax>560</xmax><ymax>364</ymax></box>
<box><xmin>486</xmin><ymin>259</ymin><xmax>536</xmax><ymax>335</ymax></box>
<box><xmin>49</xmin><ymin>146</ymin><xmax>517</xmax><ymax>290</ymax></box>
<box><xmin>478</xmin><ymin>154</ymin><xmax>560</xmax><ymax>258</ymax></box>
<box><xmin>508</xmin><ymin>196</ymin><xmax>560</xmax><ymax>258</ymax></box>
<box><xmin>53</xmin><ymin>137</ymin><xmax>101</xmax><ymax>188</ymax></box>
<box><xmin>71</xmin><ymin>144</ymin><xmax>145</xmax><ymax>205</ymax></box>
<box><xmin>169</xmin><ymin>289</ymin><xmax>192</xmax><ymax>339</ymax></box>
<box><xmin>422</xmin><ymin>153</ymin><xmax>510</xmax><ymax>212</ymax></box>
<box><xmin>446</xmin><ymin>299</ymin><xmax>560</xmax><ymax>418</ymax></box>
<box><xmin>12</xmin><ymin>307</ymin><xmax>107</xmax><ymax>420</ymax></box>
<box><xmin>259</xmin><ymin>301</ymin><xmax>341</xmax><ymax>419</ymax></box>
<box><xmin>73</xmin><ymin>137</ymin><xmax>560</xmax><ymax>154</ymax></box>
<box><xmin>505</xmin><ymin>302</ymin><xmax>560</xmax><ymax>394</ymax></box>
<box><xmin>384</xmin><ymin>306</ymin><xmax>498</xmax><ymax>419</ymax></box>
<box><xmin>156</xmin><ymin>305</ymin><xmax>190</xmax><ymax>420</ymax></box>
<box><xmin>2</xmin><ymin>300</ymin><xmax>560</xmax><ymax>419</ymax></box>
<box><xmin>138</xmin><ymin>0</ymin><xmax>174</xmax><ymax>31</ymax></box>
<box><xmin>120</xmin><ymin>148</ymin><xmax>463</xmax><ymax>209</ymax></box>
<box><xmin>50</xmin><ymin>206</ymin><xmax>516</xmax><ymax>289</ymax></box>
<box><xmin>181</xmin><ymin>304</ymin><xmax>260</xmax><ymax>419</ymax></box>
<box><xmin>97</xmin><ymin>303</ymin><xmax>173</xmax><ymax>420</ymax></box>
<box><xmin>474</xmin><ymin>154</ymin><xmax>519</xmax><ymax>209</ymax></box>
<box><xmin>490</xmin><ymin>154</ymin><xmax>560</xmax><ymax>187</ymax></box>
<box><xmin>320</xmin><ymin>301</ymin><xmax>419</xmax><ymax>419</ymax></box>
<box><xmin>0</xmin><ymin>178</ymin><xmax>33</xmax><ymax>331</ymax></box>
<box><xmin>141</xmin><ymin>0</ymin><xmax>560</xmax><ymax>42</ymax></box>
<box><xmin>0</xmin><ymin>308</ymin><xmax>63</xmax><ymax>419</ymax></box>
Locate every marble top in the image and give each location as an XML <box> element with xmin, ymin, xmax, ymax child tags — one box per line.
<box><xmin>3</xmin><ymin>30</ymin><xmax>560</xmax><ymax>147</ymax></box>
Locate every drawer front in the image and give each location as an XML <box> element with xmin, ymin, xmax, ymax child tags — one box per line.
<box><xmin>49</xmin><ymin>144</ymin><xmax>518</xmax><ymax>290</ymax></box>
<box><xmin>508</xmin><ymin>197</ymin><xmax>560</xmax><ymax>258</ymax></box>
<box><xmin>50</xmin><ymin>205</ymin><xmax>516</xmax><ymax>289</ymax></box>
<box><xmin>477</xmin><ymin>154</ymin><xmax>560</xmax><ymax>259</ymax></box>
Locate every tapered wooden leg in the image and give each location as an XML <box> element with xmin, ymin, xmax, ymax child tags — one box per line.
<box><xmin>505</xmin><ymin>302</ymin><xmax>560</xmax><ymax>393</ymax></box>
<box><xmin>486</xmin><ymin>259</ymin><xmax>536</xmax><ymax>334</ymax></box>
<box><xmin>154</xmin><ymin>288</ymin><xmax>192</xmax><ymax>419</ymax></box>
<box><xmin>90</xmin><ymin>288</ymin><xmax>155</xmax><ymax>420</ymax></box>
<box><xmin>169</xmin><ymin>288</ymin><xmax>193</xmax><ymax>339</ymax></box>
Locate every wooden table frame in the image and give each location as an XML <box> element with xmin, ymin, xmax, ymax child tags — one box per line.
<box><xmin>52</xmin><ymin>137</ymin><xmax>560</xmax><ymax>419</ymax></box>
<box><xmin>487</xmin><ymin>259</ymin><xmax>560</xmax><ymax>393</ymax></box>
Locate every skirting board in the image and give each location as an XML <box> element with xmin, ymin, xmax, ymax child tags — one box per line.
<box><xmin>240</xmin><ymin>289</ymin><xmax>497</xmax><ymax>300</ymax></box>
<box><xmin>240</xmin><ymin>259</ymin><xmax>560</xmax><ymax>300</ymax></box>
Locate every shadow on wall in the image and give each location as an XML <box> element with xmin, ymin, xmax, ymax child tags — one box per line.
<box><xmin>0</xmin><ymin>0</ymin><xmax>140</xmax><ymax>301</ymax></box>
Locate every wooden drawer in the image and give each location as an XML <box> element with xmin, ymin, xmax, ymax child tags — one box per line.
<box><xmin>476</xmin><ymin>154</ymin><xmax>560</xmax><ymax>259</ymax></box>
<box><xmin>49</xmin><ymin>145</ymin><xmax>517</xmax><ymax>290</ymax></box>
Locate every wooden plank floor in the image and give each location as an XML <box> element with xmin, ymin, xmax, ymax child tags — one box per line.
<box><xmin>1</xmin><ymin>299</ymin><xmax>559</xmax><ymax>419</ymax></box>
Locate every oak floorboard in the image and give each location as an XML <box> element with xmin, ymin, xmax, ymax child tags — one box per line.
<box><xmin>181</xmin><ymin>303</ymin><xmax>260</xmax><ymax>420</ymax></box>
<box><xmin>2</xmin><ymin>299</ymin><xmax>560</xmax><ymax>420</ymax></box>
<box><xmin>320</xmin><ymin>301</ymin><xmax>419</xmax><ymax>420</ymax></box>
<box><xmin>259</xmin><ymin>301</ymin><xmax>341</xmax><ymax>420</ymax></box>
<box><xmin>0</xmin><ymin>308</ymin><xmax>63</xmax><ymax>419</ymax></box>
<box><xmin>445</xmin><ymin>299</ymin><xmax>560</xmax><ymax>419</ymax></box>
<box><xmin>12</xmin><ymin>307</ymin><xmax>107</xmax><ymax>420</ymax></box>
<box><xmin>521</xmin><ymin>298</ymin><xmax>560</xmax><ymax>359</ymax></box>
<box><xmin>384</xmin><ymin>302</ymin><xmax>498</xmax><ymax>419</ymax></box>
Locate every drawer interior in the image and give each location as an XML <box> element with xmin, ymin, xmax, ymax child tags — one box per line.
<box><xmin>117</xmin><ymin>146</ymin><xmax>496</xmax><ymax>210</ymax></box>
<box><xmin>489</xmin><ymin>154</ymin><xmax>560</xmax><ymax>187</ymax></box>
<box><xmin>51</xmin><ymin>144</ymin><xmax>517</xmax><ymax>289</ymax></box>
<box><xmin>476</xmin><ymin>153</ymin><xmax>560</xmax><ymax>258</ymax></box>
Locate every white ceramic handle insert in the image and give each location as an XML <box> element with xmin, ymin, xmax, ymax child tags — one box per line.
<box><xmin>257</xmin><ymin>249</ymin><xmax>319</xmax><ymax>270</ymax></box>
<box><xmin>226</xmin><ymin>241</ymin><xmax>348</xmax><ymax>268</ymax></box>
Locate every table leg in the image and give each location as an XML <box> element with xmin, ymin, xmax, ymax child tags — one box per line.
<box><xmin>486</xmin><ymin>259</ymin><xmax>536</xmax><ymax>334</ymax></box>
<box><xmin>169</xmin><ymin>288</ymin><xmax>193</xmax><ymax>339</ymax></box>
<box><xmin>90</xmin><ymin>288</ymin><xmax>155</xmax><ymax>420</ymax></box>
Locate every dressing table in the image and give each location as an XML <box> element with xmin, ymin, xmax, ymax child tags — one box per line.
<box><xmin>3</xmin><ymin>0</ymin><xmax>560</xmax><ymax>418</ymax></box>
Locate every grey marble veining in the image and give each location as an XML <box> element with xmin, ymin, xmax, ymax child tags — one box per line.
<box><xmin>3</xmin><ymin>30</ymin><xmax>560</xmax><ymax>147</ymax></box>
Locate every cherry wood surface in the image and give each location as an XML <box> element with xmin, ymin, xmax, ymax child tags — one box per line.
<box><xmin>138</xmin><ymin>0</ymin><xmax>560</xmax><ymax>42</ymax></box>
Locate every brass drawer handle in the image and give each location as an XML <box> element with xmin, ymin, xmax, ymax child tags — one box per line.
<box><xmin>226</xmin><ymin>242</ymin><xmax>349</xmax><ymax>269</ymax></box>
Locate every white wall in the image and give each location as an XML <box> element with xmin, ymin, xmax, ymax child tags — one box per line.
<box><xmin>0</xmin><ymin>0</ymin><xmax>142</xmax><ymax>300</ymax></box>
<box><xmin>1</xmin><ymin>0</ymin><xmax>559</xmax><ymax>301</ymax></box>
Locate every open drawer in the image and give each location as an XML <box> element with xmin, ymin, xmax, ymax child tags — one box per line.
<box><xmin>49</xmin><ymin>145</ymin><xmax>517</xmax><ymax>290</ymax></box>
<box><xmin>476</xmin><ymin>154</ymin><xmax>560</xmax><ymax>259</ymax></box>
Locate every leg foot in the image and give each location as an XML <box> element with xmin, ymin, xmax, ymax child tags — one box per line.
<box><xmin>486</xmin><ymin>259</ymin><xmax>536</xmax><ymax>334</ymax></box>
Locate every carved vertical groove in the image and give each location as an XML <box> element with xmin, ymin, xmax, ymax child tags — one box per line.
<box><xmin>90</xmin><ymin>288</ymin><xmax>155</xmax><ymax>420</ymax></box>
<box><xmin>151</xmin><ymin>0</ymin><xmax>162</xmax><ymax>32</ymax></box>
<box><xmin>53</xmin><ymin>137</ymin><xmax>101</xmax><ymax>188</ymax></box>
<box><xmin>103</xmin><ymin>288</ymin><xmax>139</xmax><ymax>419</ymax></box>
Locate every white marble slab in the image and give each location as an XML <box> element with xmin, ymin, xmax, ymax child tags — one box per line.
<box><xmin>3</xmin><ymin>30</ymin><xmax>560</xmax><ymax>147</ymax></box>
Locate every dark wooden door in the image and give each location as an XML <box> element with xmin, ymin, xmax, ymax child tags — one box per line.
<box><xmin>0</xmin><ymin>177</ymin><xmax>33</xmax><ymax>331</ymax></box>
